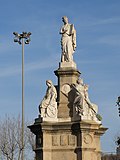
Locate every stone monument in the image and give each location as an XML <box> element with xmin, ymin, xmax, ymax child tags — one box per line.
<box><xmin>28</xmin><ymin>16</ymin><xmax>107</xmax><ymax>160</ymax></box>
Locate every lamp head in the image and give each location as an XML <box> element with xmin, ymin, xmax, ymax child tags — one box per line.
<box><xmin>13</xmin><ymin>32</ymin><xmax>18</xmax><ymax>36</ymax></box>
<box><xmin>14</xmin><ymin>39</ymin><xmax>18</xmax><ymax>42</ymax></box>
<box><xmin>118</xmin><ymin>96</ymin><xmax>120</xmax><ymax>102</ymax></box>
<box><xmin>25</xmin><ymin>39</ymin><xmax>30</xmax><ymax>44</ymax></box>
<box><xmin>28</xmin><ymin>32</ymin><xmax>32</xmax><ymax>36</ymax></box>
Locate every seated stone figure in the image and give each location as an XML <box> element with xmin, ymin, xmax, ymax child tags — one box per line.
<box><xmin>39</xmin><ymin>80</ymin><xmax>57</xmax><ymax>118</ymax></box>
<box><xmin>73</xmin><ymin>78</ymin><xmax>98</xmax><ymax>120</ymax></box>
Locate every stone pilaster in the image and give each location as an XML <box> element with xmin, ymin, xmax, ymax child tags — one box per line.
<box><xmin>54</xmin><ymin>63</ymin><xmax>80</xmax><ymax>119</ymax></box>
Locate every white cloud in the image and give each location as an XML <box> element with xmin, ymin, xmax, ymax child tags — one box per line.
<box><xmin>0</xmin><ymin>57</ymin><xmax>58</xmax><ymax>78</ymax></box>
<box><xmin>97</xmin><ymin>35</ymin><xmax>120</xmax><ymax>46</ymax></box>
<box><xmin>0</xmin><ymin>66</ymin><xmax>20</xmax><ymax>77</ymax></box>
<box><xmin>81</xmin><ymin>17</ymin><xmax>120</xmax><ymax>27</ymax></box>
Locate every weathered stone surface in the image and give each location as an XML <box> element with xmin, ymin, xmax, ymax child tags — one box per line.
<box><xmin>28</xmin><ymin>16</ymin><xmax>107</xmax><ymax>160</ymax></box>
<box><xmin>54</xmin><ymin>67</ymin><xmax>80</xmax><ymax>119</ymax></box>
<box><xmin>28</xmin><ymin>120</ymin><xmax>107</xmax><ymax>160</ymax></box>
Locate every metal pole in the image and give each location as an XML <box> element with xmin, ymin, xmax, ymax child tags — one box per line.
<box><xmin>13</xmin><ymin>32</ymin><xmax>31</xmax><ymax>160</ymax></box>
<box><xmin>22</xmin><ymin>38</ymin><xmax>24</xmax><ymax>160</ymax></box>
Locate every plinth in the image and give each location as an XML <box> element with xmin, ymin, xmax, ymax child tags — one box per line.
<box><xmin>29</xmin><ymin>119</ymin><xmax>107</xmax><ymax>160</ymax></box>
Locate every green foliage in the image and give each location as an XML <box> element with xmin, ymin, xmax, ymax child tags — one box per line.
<box><xmin>96</xmin><ymin>114</ymin><xmax>102</xmax><ymax>121</ymax></box>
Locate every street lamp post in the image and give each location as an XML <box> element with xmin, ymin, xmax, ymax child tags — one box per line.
<box><xmin>116</xmin><ymin>96</ymin><xmax>120</xmax><ymax>154</ymax></box>
<box><xmin>13</xmin><ymin>32</ymin><xmax>31</xmax><ymax>160</ymax></box>
<box><xmin>116</xmin><ymin>96</ymin><xmax>120</xmax><ymax>117</ymax></box>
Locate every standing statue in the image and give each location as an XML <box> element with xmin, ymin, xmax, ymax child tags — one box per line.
<box><xmin>60</xmin><ymin>16</ymin><xmax>76</xmax><ymax>62</ymax></box>
<box><xmin>39</xmin><ymin>80</ymin><xmax>57</xmax><ymax>118</ymax></box>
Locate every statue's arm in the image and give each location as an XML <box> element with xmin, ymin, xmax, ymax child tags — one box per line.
<box><xmin>60</xmin><ymin>26</ymin><xmax>67</xmax><ymax>34</ymax></box>
<box><xmin>49</xmin><ymin>88</ymin><xmax>57</xmax><ymax>104</ymax></box>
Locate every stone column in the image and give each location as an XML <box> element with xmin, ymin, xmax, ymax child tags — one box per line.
<box><xmin>54</xmin><ymin>62</ymin><xmax>80</xmax><ymax>119</ymax></box>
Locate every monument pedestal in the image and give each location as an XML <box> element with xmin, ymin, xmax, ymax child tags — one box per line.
<box><xmin>28</xmin><ymin>119</ymin><xmax>107</xmax><ymax>160</ymax></box>
<box><xmin>54</xmin><ymin>63</ymin><xmax>80</xmax><ymax>119</ymax></box>
<box><xmin>28</xmin><ymin>62</ymin><xmax>107</xmax><ymax>160</ymax></box>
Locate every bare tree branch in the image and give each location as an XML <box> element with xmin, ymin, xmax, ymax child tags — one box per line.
<box><xmin>0</xmin><ymin>116</ymin><xmax>35</xmax><ymax>160</ymax></box>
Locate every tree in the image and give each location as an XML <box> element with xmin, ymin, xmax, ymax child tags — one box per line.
<box><xmin>101</xmin><ymin>154</ymin><xmax>120</xmax><ymax>160</ymax></box>
<box><xmin>0</xmin><ymin>116</ymin><xmax>35</xmax><ymax>160</ymax></box>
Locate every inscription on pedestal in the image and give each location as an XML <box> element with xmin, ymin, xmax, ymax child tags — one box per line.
<box><xmin>52</xmin><ymin>134</ymin><xmax>76</xmax><ymax>146</ymax></box>
<box><xmin>60</xmin><ymin>135</ymin><xmax>68</xmax><ymax>146</ymax></box>
<box><xmin>52</xmin><ymin>135</ymin><xmax>59</xmax><ymax>146</ymax></box>
<box><xmin>68</xmin><ymin>135</ymin><xmax>75</xmax><ymax>146</ymax></box>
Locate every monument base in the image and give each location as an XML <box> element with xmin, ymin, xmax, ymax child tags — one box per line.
<box><xmin>59</xmin><ymin>61</ymin><xmax>77</xmax><ymax>69</ymax></box>
<box><xmin>28</xmin><ymin>119</ymin><xmax>107</xmax><ymax>160</ymax></box>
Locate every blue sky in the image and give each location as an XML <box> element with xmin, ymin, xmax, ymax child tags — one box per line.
<box><xmin>0</xmin><ymin>0</ymin><xmax>120</xmax><ymax>153</ymax></box>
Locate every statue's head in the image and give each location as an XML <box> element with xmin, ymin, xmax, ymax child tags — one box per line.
<box><xmin>77</xmin><ymin>78</ymin><xmax>83</xmax><ymax>85</ymax></box>
<box><xmin>84</xmin><ymin>84</ymin><xmax>89</xmax><ymax>90</ymax></box>
<box><xmin>62</xmin><ymin>16</ymin><xmax>68</xmax><ymax>24</ymax></box>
